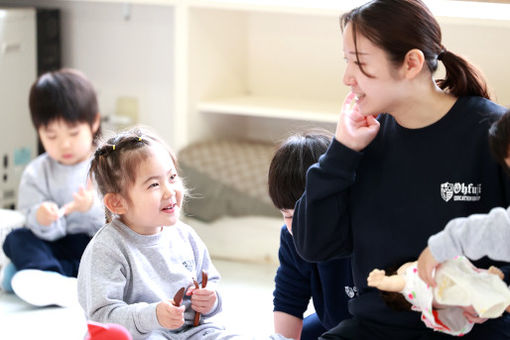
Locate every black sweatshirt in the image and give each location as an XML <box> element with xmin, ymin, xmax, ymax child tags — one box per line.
<box><xmin>292</xmin><ymin>96</ymin><xmax>510</xmax><ymax>330</ymax></box>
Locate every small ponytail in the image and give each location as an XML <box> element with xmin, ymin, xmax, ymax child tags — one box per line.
<box><xmin>436</xmin><ymin>50</ymin><xmax>490</xmax><ymax>100</ymax></box>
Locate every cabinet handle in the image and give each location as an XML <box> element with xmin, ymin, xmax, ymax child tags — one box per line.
<box><xmin>2</xmin><ymin>42</ymin><xmax>21</xmax><ymax>54</ymax></box>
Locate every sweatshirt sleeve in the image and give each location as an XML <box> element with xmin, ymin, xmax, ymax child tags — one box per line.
<box><xmin>428</xmin><ymin>206</ymin><xmax>510</xmax><ymax>263</ymax></box>
<box><xmin>17</xmin><ymin>162</ymin><xmax>67</xmax><ymax>241</ymax></box>
<box><xmin>273</xmin><ymin>227</ymin><xmax>311</xmax><ymax>319</ymax></box>
<box><xmin>77</xmin><ymin>240</ymin><xmax>165</xmax><ymax>338</ymax></box>
<box><xmin>292</xmin><ymin>138</ymin><xmax>362</xmax><ymax>262</ymax></box>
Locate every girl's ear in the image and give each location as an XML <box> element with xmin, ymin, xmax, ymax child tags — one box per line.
<box><xmin>104</xmin><ymin>193</ymin><xmax>127</xmax><ymax>215</ymax></box>
<box><xmin>92</xmin><ymin>113</ymin><xmax>100</xmax><ymax>134</ymax></box>
<box><xmin>402</xmin><ymin>48</ymin><xmax>425</xmax><ymax>79</ymax></box>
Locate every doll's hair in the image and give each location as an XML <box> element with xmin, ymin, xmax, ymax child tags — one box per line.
<box><xmin>89</xmin><ymin>127</ymin><xmax>178</xmax><ymax>222</ymax></box>
<box><xmin>489</xmin><ymin>109</ymin><xmax>510</xmax><ymax>174</ymax></box>
<box><xmin>341</xmin><ymin>0</ymin><xmax>490</xmax><ymax>99</ymax></box>
<box><xmin>379</xmin><ymin>261</ymin><xmax>413</xmax><ymax>312</ymax></box>
<box><xmin>268</xmin><ymin>129</ymin><xmax>333</xmax><ymax>210</ymax></box>
<box><xmin>29</xmin><ymin>68</ymin><xmax>101</xmax><ymax>142</ymax></box>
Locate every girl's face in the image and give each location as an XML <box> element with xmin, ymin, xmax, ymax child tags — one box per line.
<box><xmin>342</xmin><ymin>23</ymin><xmax>406</xmax><ymax>117</ymax></box>
<box><xmin>120</xmin><ymin>144</ymin><xmax>184</xmax><ymax>235</ymax></box>
<box><xmin>39</xmin><ymin>118</ymin><xmax>97</xmax><ymax>165</ymax></box>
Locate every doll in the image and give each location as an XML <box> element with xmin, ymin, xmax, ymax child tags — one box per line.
<box><xmin>367</xmin><ymin>256</ymin><xmax>510</xmax><ymax>336</ymax></box>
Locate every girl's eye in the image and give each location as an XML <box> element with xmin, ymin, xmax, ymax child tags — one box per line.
<box><xmin>46</xmin><ymin>135</ymin><xmax>57</xmax><ymax>140</ymax></box>
<box><xmin>148</xmin><ymin>183</ymin><xmax>159</xmax><ymax>189</ymax></box>
<box><xmin>169</xmin><ymin>174</ymin><xmax>177</xmax><ymax>182</ymax></box>
<box><xmin>70</xmin><ymin>131</ymin><xmax>79</xmax><ymax>136</ymax></box>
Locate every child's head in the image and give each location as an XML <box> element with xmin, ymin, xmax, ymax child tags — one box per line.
<box><xmin>340</xmin><ymin>0</ymin><xmax>489</xmax><ymax>112</ymax></box>
<box><xmin>29</xmin><ymin>68</ymin><xmax>101</xmax><ymax>165</ymax></box>
<box><xmin>89</xmin><ymin>127</ymin><xmax>183</xmax><ymax>234</ymax></box>
<box><xmin>489</xmin><ymin>109</ymin><xmax>510</xmax><ymax>173</ymax></box>
<box><xmin>268</xmin><ymin>130</ymin><xmax>332</xmax><ymax>232</ymax></box>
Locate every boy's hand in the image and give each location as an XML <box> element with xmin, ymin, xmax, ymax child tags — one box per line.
<box><xmin>64</xmin><ymin>181</ymin><xmax>95</xmax><ymax>215</ymax></box>
<box><xmin>335</xmin><ymin>92</ymin><xmax>380</xmax><ymax>152</ymax></box>
<box><xmin>186</xmin><ymin>287</ymin><xmax>217</xmax><ymax>314</ymax></box>
<box><xmin>156</xmin><ymin>300</ymin><xmax>185</xmax><ymax>330</ymax></box>
<box><xmin>417</xmin><ymin>246</ymin><xmax>439</xmax><ymax>288</ymax></box>
<box><xmin>36</xmin><ymin>202</ymin><xmax>59</xmax><ymax>226</ymax></box>
<box><xmin>367</xmin><ymin>269</ymin><xmax>386</xmax><ymax>289</ymax></box>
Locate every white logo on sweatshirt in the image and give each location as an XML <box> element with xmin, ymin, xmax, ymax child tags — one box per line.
<box><xmin>440</xmin><ymin>182</ymin><xmax>481</xmax><ymax>202</ymax></box>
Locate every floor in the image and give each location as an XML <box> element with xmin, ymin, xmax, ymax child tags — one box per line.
<box><xmin>0</xmin><ymin>259</ymin><xmax>280</xmax><ymax>340</ymax></box>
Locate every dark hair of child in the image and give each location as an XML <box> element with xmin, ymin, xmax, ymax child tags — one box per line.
<box><xmin>89</xmin><ymin>127</ymin><xmax>177</xmax><ymax>222</ymax></box>
<box><xmin>489</xmin><ymin>109</ymin><xmax>510</xmax><ymax>174</ymax></box>
<box><xmin>29</xmin><ymin>68</ymin><xmax>101</xmax><ymax>142</ymax></box>
<box><xmin>268</xmin><ymin>130</ymin><xmax>333</xmax><ymax>210</ymax></box>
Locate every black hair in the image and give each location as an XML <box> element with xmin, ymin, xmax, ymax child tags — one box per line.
<box><xmin>268</xmin><ymin>130</ymin><xmax>333</xmax><ymax>210</ymax></box>
<box><xmin>29</xmin><ymin>68</ymin><xmax>101</xmax><ymax>142</ymax></box>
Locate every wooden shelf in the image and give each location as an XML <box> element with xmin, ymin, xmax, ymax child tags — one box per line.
<box><xmin>197</xmin><ymin>96</ymin><xmax>339</xmax><ymax>123</ymax></box>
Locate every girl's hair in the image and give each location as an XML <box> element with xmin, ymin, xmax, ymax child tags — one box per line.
<box><xmin>29</xmin><ymin>68</ymin><xmax>101</xmax><ymax>141</ymax></box>
<box><xmin>489</xmin><ymin>109</ymin><xmax>510</xmax><ymax>174</ymax></box>
<box><xmin>341</xmin><ymin>0</ymin><xmax>490</xmax><ymax>99</ymax></box>
<box><xmin>268</xmin><ymin>129</ymin><xmax>333</xmax><ymax>210</ymax></box>
<box><xmin>89</xmin><ymin>127</ymin><xmax>177</xmax><ymax>221</ymax></box>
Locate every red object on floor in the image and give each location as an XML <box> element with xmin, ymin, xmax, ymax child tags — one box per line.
<box><xmin>85</xmin><ymin>321</ymin><xmax>132</xmax><ymax>340</ymax></box>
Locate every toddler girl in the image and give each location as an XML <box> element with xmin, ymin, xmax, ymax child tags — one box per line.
<box><xmin>78</xmin><ymin>127</ymin><xmax>287</xmax><ymax>340</ymax></box>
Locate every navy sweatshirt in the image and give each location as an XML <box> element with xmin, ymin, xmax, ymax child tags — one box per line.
<box><xmin>292</xmin><ymin>96</ymin><xmax>510</xmax><ymax>330</ymax></box>
<box><xmin>273</xmin><ymin>226</ymin><xmax>353</xmax><ymax>330</ymax></box>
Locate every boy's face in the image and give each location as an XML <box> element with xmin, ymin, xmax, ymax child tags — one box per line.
<box><xmin>120</xmin><ymin>144</ymin><xmax>184</xmax><ymax>235</ymax></box>
<box><xmin>38</xmin><ymin>119</ymin><xmax>95</xmax><ymax>165</ymax></box>
<box><xmin>280</xmin><ymin>209</ymin><xmax>294</xmax><ymax>235</ymax></box>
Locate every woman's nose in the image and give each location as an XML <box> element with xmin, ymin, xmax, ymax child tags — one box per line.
<box><xmin>343</xmin><ymin>69</ymin><xmax>356</xmax><ymax>87</ymax></box>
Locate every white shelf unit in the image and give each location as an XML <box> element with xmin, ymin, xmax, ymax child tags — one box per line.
<box><xmin>175</xmin><ymin>0</ymin><xmax>510</xmax><ymax>149</ymax></box>
<box><xmin>4</xmin><ymin>0</ymin><xmax>510</xmax><ymax>149</ymax></box>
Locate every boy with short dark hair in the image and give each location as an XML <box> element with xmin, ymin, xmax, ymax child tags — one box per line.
<box><xmin>1</xmin><ymin>69</ymin><xmax>104</xmax><ymax>307</ymax></box>
<box><xmin>268</xmin><ymin>130</ymin><xmax>354</xmax><ymax>340</ymax></box>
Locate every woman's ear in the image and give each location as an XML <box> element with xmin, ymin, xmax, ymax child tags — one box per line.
<box><xmin>92</xmin><ymin>113</ymin><xmax>100</xmax><ymax>134</ymax></box>
<box><xmin>104</xmin><ymin>193</ymin><xmax>127</xmax><ymax>215</ymax></box>
<box><xmin>402</xmin><ymin>48</ymin><xmax>425</xmax><ymax>79</ymax></box>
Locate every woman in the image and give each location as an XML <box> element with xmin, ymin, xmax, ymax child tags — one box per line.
<box><xmin>291</xmin><ymin>0</ymin><xmax>510</xmax><ymax>339</ymax></box>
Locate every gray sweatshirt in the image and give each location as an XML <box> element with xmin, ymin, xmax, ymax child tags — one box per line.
<box><xmin>17</xmin><ymin>153</ymin><xmax>104</xmax><ymax>241</ymax></box>
<box><xmin>428</xmin><ymin>206</ymin><xmax>510</xmax><ymax>262</ymax></box>
<box><xmin>77</xmin><ymin>218</ymin><xmax>222</xmax><ymax>339</ymax></box>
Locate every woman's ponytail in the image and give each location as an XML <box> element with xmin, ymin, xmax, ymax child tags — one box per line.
<box><xmin>436</xmin><ymin>50</ymin><xmax>490</xmax><ymax>100</ymax></box>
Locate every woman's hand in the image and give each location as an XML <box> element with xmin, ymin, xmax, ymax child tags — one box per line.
<box><xmin>335</xmin><ymin>92</ymin><xmax>380</xmax><ymax>152</ymax></box>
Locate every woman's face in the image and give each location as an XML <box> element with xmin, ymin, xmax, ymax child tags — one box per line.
<box><xmin>342</xmin><ymin>23</ymin><xmax>406</xmax><ymax>117</ymax></box>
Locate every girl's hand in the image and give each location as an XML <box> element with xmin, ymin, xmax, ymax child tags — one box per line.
<box><xmin>417</xmin><ymin>246</ymin><xmax>439</xmax><ymax>288</ymax></box>
<box><xmin>335</xmin><ymin>92</ymin><xmax>380</xmax><ymax>152</ymax></box>
<box><xmin>64</xmin><ymin>180</ymin><xmax>95</xmax><ymax>215</ymax></box>
<box><xmin>36</xmin><ymin>201</ymin><xmax>59</xmax><ymax>226</ymax></box>
<box><xmin>186</xmin><ymin>287</ymin><xmax>217</xmax><ymax>314</ymax></box>
<box><xmin>156</xmin><ymin>300</ymin><xmax>185</xmax><ymax>330</ymax></box>
<box><xmin>462</xmin><ymin>305</ymin><xmax>488</xmax><ymax>324</ymax></box>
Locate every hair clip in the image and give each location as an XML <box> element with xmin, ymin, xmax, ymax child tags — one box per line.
<box><xmin>113</xmin><ymin>145</ymin><xmax>116</xmax><ymax>151</ymax></box>
<box><xmin>138</xmin><ymin>137</ymin><xmax>142</xmax><ymax>142</ymax></box>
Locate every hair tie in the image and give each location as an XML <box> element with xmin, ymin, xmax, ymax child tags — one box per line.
<box><xmin>138</xmin><ymin>137</ymin><xmax>142</xmax><ymax>142</ymax></box>
<box><xmin>437</xmin><ymin>50</ymin><xmax>447</xmax><ymax>61</ymax></box>
<box><xmin>113</xmin><ymin>145</ymin><xmax>116</xmax><ymax>151</ymax></box>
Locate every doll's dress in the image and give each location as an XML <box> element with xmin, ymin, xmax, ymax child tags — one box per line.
<box><xmin>401</xmin><ymin>257</ymin><xmax>510</xmax><ymax>336</ymax></box>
